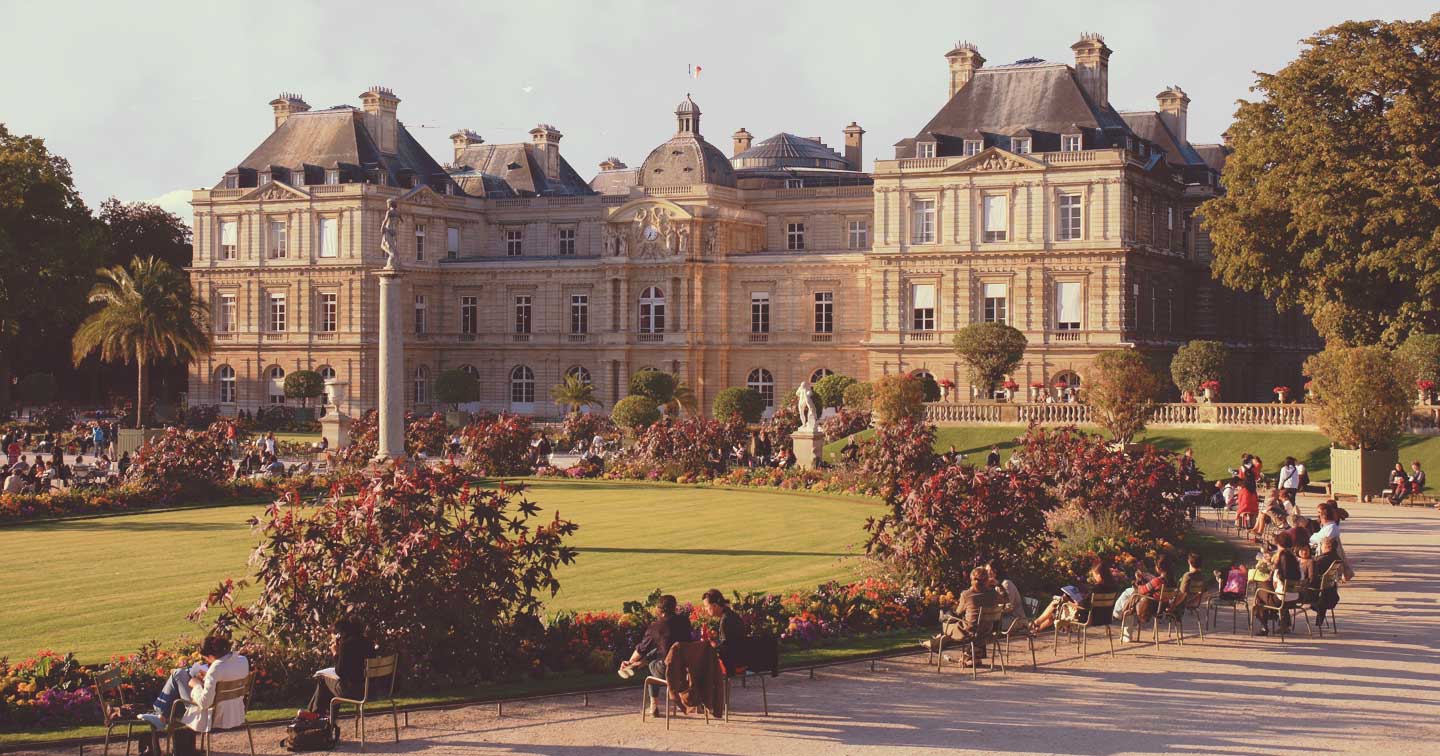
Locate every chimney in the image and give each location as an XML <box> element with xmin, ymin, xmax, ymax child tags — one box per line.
<box><xmin>843</xmin><ymin>122</ymin><xmax>865</xmax><ymax>171</ymax></box>
<box><xmin>269</xmin><ymin>92</ymin><xmax>310</xmax><ymax>129</ymax></box>
<box><xmin>1071</xmin><ymin>33</ymin><xmax>1112</xmax><ymax>106</ymax></box>
<box><xmin>359</xmin><ymin>86</ymin><xmax>401</xmax><ymax>154</ymax></box>
<box><xmin>944</xmin><ymin>42</ymin><xmax>985</xmax><ymax>98</ymax></box>
<box><xmin>598</xmin><ymin>157</ymin><xmax>627</xmax><ymax>171</ymax></box>
<box><xmin>449</xmin><ymin>129</ymin><xmax>483</xmax><ymax>163</ymax></box>
<box><xmin>529</xmin><ymin>124</ymin><xmax>564</xmax><ymax>181</ymax></box>
<box><xmin>1156</xmin><ymin>85</ymin><xmax>1190</xmax><ymax>145</ymax></box>
<box><xmin>731</xmin><ymin>128</ymin><xmax>753</xmax><ymax>156</ymax></box>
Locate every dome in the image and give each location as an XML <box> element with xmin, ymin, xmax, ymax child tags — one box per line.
<box><xmin>675</xmin><ymin>93</ymin><xmax>700</xmax><ymax>115</ymax></box>
<box><xmin>731</xmin><ymin>133</ymin><xmax>852</xmax><ymax>171</ymax></box>
<box><xmin>639</xmin><ymin>136</ymin><xmax>736</xmax><ymax>188</ymax></box>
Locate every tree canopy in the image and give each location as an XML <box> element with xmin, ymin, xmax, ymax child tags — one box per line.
<box><xmin>1087</xmin><ymin>350</ymin><xmax>1164</xmax><ymax>445</ymax></box>
<box><xmin>549</xmin><ymin>373</ymin><xmax>600</xmax><ymax>414</ymax></box>
<box><xmin>1304</xmin><ymin>345</ymin><xmax>1412</xmax><ymax>450</ymax></box>
<box><xmin>952</xmin><ymin>323</ymin><xmax>1027</xmax><ymax>395</ymax></box>
<box><xmin>1200</xmin><ymin>16</ymin><xmax>1440</xmax><ymax>346</ymax></box>
<box><xmin>1170</xmin><ymin>340</ymin><xmax>1229</xmax><ymax>395</ymax></box>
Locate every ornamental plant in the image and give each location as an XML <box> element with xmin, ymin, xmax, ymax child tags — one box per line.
<box><xmin>1397</xmin><ymin>333</ymin><xmax>1440</xmax><ymax>386</ymax></box>
<box><xmin>951</xmin><ymin>322</ymin><xmax>1027</xmax><ymax>397</ymax></box>
<box><xmin>434</xmin><ymin>369</ymin><xmax>480</xmax><ymax>409</ymax></box>
<box><xmin>910</xmin><ymin>371</ymin><xmax>942</xmax><ymax>402</ymax></box>
<box><xmin>127</xmin><ymin>421</ymin><xmax>232</xmax><ymax>498</ymax></box>
<box><xmin>460</xmin><ymin>413</ymin><xmax>535</xmax><ymax>475</ymax></box>
<box><xmin>841</xmin><ymin>381</ymin><xmax>873</xmax><ymax>412</ymax></box>
<box><xmin>1304</xmin><ymin>345</ymin><xmax>1412</xmax><ymax>450</ymax></box>
<box><xmin>559</xmin><ymin>412</ymin><xmax>617</xmax><ymax>449</ymax></box>
<box><xmin>611</xmin><ymin>415</ymin><xmax>748</xmax><ymax>481</ymax></box>
<box><xmin>711</xmin><ymin>387</ymin><xmax>764</xmax><ymax>423</ymax></box>
<box><xmin>191</xmin><ymin>466</ymin><xmax>579</xmax><ymax>684</ymax></box>
<box><xmin>869</xmin><ymin>374</ymin><xmax>926</xmax><ymax>426</ymax></box>
<box><xmin>613</xmin><ymin>395</ymin><xmax>661</xmax><ymax>430</ymax></box>
<box><xmin>813</xmin><ymin>374</ymin><xmax>857</xmax><ymax>409</ymax></box>
<box><xmin>1087</xmin><ymin>350</ymin><xmax>1164</xmax><ymax>445</ymax></box>
<box><xmin>282</xmin><ymin>370</ymin><xmax>325</xmax><ymax>409</ymax></box>
<box><xmin>856</xmin><ymin>417</ymin><xmax>936</xmax><ymax>502</ymax></box>
<box><xmin>820</xmin><ymin>407</ymin><xmax>871</xmax><ymax>439</ymax></box>
<box><xmin>1170</xmin><ymin>340</ymin><xmax>1229</xmax><ymax>396</ymax></box>
<box><xmin>627</xmin><ymin>369</ymin><xmax>677</xmax><ymax>404</ymax></box>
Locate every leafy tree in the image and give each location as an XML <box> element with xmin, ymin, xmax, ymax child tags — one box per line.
<box><xmin>549</xmin><ymin>373</ymin><xmax>600</xmax><ymax>414</ymax></box>
<box><xmin>856</xmin><ymin>417</ymin><xmax>936</xmax><ymax>503</ymax></box>
<box><xmin>98</xmin><ymin>198</ymin><xmax>192</xmax><ymax>269</ymax></box>
<box><xmin>1087</xmin><ymin>350</ymin><xmax>1164</xmax><ymax>445</ymax></box>
<box><xmin>842</xmin><ymin>381</ymin><xmax>874</xmax><ymax>411</ymax></box>
<box><xmin>70</xmin><ymin>257</ymin><xmax>209</xmax><ymax>428</ymax></box>
<box><xmin>627</xmin><ymin>368</ymin><xmax>675</xmax><ymax>405</ymax></box>
<box><xmin>1200</xmin><ymin>16</ymin><xmax>1440</xmax><ymax>346</ymax></box>
<box><xmin>869</xmin><ymin>374</ymin><xmax>926</xmax><ymax>427</ymax></box>
<box><xmin>911</xmin><ymin>371</ymin><xmax>941</xmax><ymax>402</ymax></box>
<box><xmin>711</xmin><ymin>387</ymin><xmax>764</xmax><ymax>424</ymax></box>
<box><xmin>813</xmin><ymin>374</ymin><xmax>856</xmax><ymax>408</ymax></box>
<box><xmin>434</xmin><ymin>369</ymin><xmax>480</xmax><ymax>409</ymax></box>
<box><xmin>1396</xmin><ymin>333</ymin><xmax>1440</xmax><ymax>386</ymax></box>
<box><xmin>1170</xmin><ymin>340</ymin><xmax>1229</xmax><ymax>396</ymax></box>
<box><xmin>612</xmin><ymin>395</ymin><xmax>661</xmax><ymax>430</ymax></box>
<box><xmin>951</xmin><ymin>323</ymin><xmax>1027</xmax><ymax>397</ymax></box>
<box><xmin>283</xmin><ymin>370</ymin><xmax>325</xmax><ymax>408</ymax></box>
<box><xmin>1304</xmin><ymin>346</ymin><xmax>1412</xmax><ymax>449</ymax></box>
<box><xmin>18</xmin><ymin>372</ymin><xmax>56</xmax><ymax>406</ymax></box>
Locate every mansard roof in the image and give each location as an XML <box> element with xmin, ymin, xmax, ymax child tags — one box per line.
<box><xmin>448</xmin><ymin>142</ymin><xmax>593</xmax><ymax>198</ymax></box>
<box><xmin>228</xmin><ymin>108</ymin><xmax>455</xmax><ymax>191</ymax></box>
<box><xmin>589</xmin><ymin>166</ymin><xmax>641</xmax><ymax>195</ymax></box>
<box><xmin>1119</xmin><ymin>111</ymin><xmax>1205</xmax><ymax>168</ymax></box>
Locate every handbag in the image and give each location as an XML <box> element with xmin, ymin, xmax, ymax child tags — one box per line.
<box><xmin>282</xmin><ymin>712</ymin><xmax>340</xmax><ymax>752</ymax></box>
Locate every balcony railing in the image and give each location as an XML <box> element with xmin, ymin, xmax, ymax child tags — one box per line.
<box><xmin>748</xmin><ymin>333</ymin><xmax>769</xmax><ymax>344</ymax></box>
<box><xmin>923</xmin><ymin>401</ymin><xmax>1323</xmax><ymax>430</ymax></box>
<box><xmin>637</xmin><ymin>333</ymin><xmax>664</xmax><ymax>343</ymax></box>
<box><xmin>511</xmin><ymin>333</ymin><xmax>530</xmax><ymax>343</ymax></box>
<box><xmin>567</xmin><ymin>333</ymin><xmax>589</xmax><ymax>343</ymax></box>
<box><xmin>811</xmin><ymin>333</ymin><xmax>833</xmax><ymax>343</ymax></box>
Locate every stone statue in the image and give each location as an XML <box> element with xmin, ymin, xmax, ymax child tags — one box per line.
<box><xmin>380</xmin><ymin>199</ymin><xmax>401</xmax><ymax>269</ymax></box>
<box><xmin>796</xmin><ymin>381</ymin><xmax>821</xmax><ymax>431</ymax></box>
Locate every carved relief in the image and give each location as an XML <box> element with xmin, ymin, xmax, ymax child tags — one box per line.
<box><xmin>610</xmin><ymin>205</ymin><xmax>684</xmax><ymax>259</ymax></box>
<box><xmin>972</xmin><ymin>153</ymin><xmax>1029</xmax><ymax>172</ymax></box>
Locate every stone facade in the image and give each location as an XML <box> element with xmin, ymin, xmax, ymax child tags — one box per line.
<box><xmin>187</xmin><ymin>35</ymin><xmax>1318</xmax><ymax>418</ymax></box>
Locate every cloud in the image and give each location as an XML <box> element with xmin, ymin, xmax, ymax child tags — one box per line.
<box><xmin>145</xmin><ymin>189</ymin><xmax>194</xmax><ymax>227</ymax></box>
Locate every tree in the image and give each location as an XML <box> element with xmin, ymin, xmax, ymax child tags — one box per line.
<box><xmin>283</xmin><ymin>370</ymin><xmax>324</xmax><ymax>409</ymax></box>
<box><xmin>627</xmin><ymin>369</ymin><xmax>676</xmax><ymax>405</ymax></box>
<box><xmin>1170</xmin><ymin>340</ymin><xmax>1229</xmax><ymax>396</ymax></box>
<box><xmin>812</xmin><ymin>374</ymin><xmax>856</xmax><ymax>409</ymax></box>
<box><xmin>612</xmin><ymin>395</ymin><xmax>661</xmax><ymax>430</ymax></box>
<box><xmin>1396</xmin><ymin>333</ymin><xmax>1440</xmax><ymax>387</ymax></box>
<box><xmin>1087</xmin><ymin>350</ymin><xmax>1164</xmax><ymax>445</ymax></box>
<box><xmin>869</xmin><ymin>374</ymin><xmax>926</xmax><ymax>427</ymax></box>
<box><xmin>711</xmin><ymin>387</ymin><xmax>764</xmax><ymax>424</ymax></box>
<box><xmin>951</xmin><ymin>323</ymin><xmax>1028</xmax><ymax>397</ymax></box>
<box><xmin>1304</xmin><ymin>346</ymin><xmax>1412</xmax><ymax>449</ymax></box>
<box><xmin>98</xmin><ymin>198</ymin><xmax>192</xmax><ymax>269</ymax></box>
<box><xmin>842</xmin><ymin>381</ymin><xmax>873</xmax><ymax>411</ymax></box>
<box><xmin>667</xmin><ymin>377</ymin><xmax>698</xmax><ymax>417</ymax></box>
<box><xmin>71</xmin><ymin>257</ymin><xmax>209</xmax><ymax>428</ymax></box>
<box><xmin>911</xmin><ymin>371</ymin><xmax>941</xmax><ymax>402</ymax></box>
<box><xmin>18</xmin><ymin>372</ymin><xmax>56</xmax><ymax>406</ymax></box>
<box><xmin>1200</xmin><ymin>16</ymin><xmax>1440</xmax><ymax>346</ymax></box>
<box><xmin>549</xmin><ymin>373</ymin><xmax>600</xmax><ymax>414</ymax></box>
<box><xmin>434</xmin><ymin>369</ymin><xmax>480</xmax><ymax>409</ymax></box>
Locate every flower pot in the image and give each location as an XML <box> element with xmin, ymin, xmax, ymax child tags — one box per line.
<box><xmin>1330</xmin><ymin>447</ymin><xmax>1397</xmax><ymax>501</ymax></box>
<box><xmin>1275</xmin><ymin>391</ymin><xmax>1287</xmax><ymax>404</ymax></box>
<box><xmin>1201</xmin><ymin>388</ymin><xmax>1214</xmax><ymax>403</ymax></box>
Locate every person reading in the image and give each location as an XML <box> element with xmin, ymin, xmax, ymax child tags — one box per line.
<box><xmin>308</xmin><ymin>617</ymin><xmax>375</xmax><ymax>714</ymax></box>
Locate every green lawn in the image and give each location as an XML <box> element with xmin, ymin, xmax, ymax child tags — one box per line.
<box><xmin>827</xmin><ymin>425</ymin><xmax>1440</xmax><ymax>483</ymax></box>
<box><xmin>0</xmin><ymin>479</ymin><xmax>877</xmax><ymax>663</ymax></box>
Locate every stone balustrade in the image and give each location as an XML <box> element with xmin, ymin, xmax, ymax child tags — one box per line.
<box><xmin>922</xmin><ymin>400</ymin><xmax>1437</xmax><ymax>434</ymax></box>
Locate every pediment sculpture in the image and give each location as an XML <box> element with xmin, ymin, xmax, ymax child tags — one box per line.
<box><xmin>606</xmin><ymin>205</ymin><xmax>689</xmax><ymax>259</ymax></box>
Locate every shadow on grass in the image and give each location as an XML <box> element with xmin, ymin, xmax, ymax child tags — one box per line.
<box><xmin>580</xmin><ymin>546</ymin><xmax>852</xmax><ymax>558</ymax></box>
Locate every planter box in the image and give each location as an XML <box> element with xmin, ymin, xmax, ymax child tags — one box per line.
<box><xmin>1330</xmin><ymin>447</ymin><xmax>1398</xmax><ymax>501</ymax></box>
<box><xmin>116</xmin><ymin>428</ymin><xmax>164</xmax><ymax>457</ymax></box>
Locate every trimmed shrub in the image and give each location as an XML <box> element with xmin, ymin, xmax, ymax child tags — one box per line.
<box><xmin>951</xmin><ymin>322</ymin><xmax>1027</xmax><ymax>396</ymax></box>
<box><xmin>627</xmin><ymin>370</ymin><xmax>677</xmax><ymax>404</ymax></box>
<box><xmin>1304</xmin><ymin>345</ymin><xmax>1412</xmax><ymax>450</ymax></box>
<box><xmin>1170</xmin><ymin>340</ymin><xmax>1229</xmax><ymax>396</ymax></box>
<box><xmin>870</xmin><ymin>374</ymin><xmax>925</xmax><ymax>426</ymax></box>
<box><xmin>711</xmin><ymin>387</ymin><xmax>764</xmax><ymax>423</ymax></box>
<box><xmin>911</xmin><ymin>371</ymin><xmax>941</xmax><ymax>402</ymax></box>
<box><xmin>283</xmin><ymin>370</ymin><xmax>325</xmax><ymax>407</ymax></box>
<box><xmin>434</xmin><ymin>369</ymin><xmax>480</xmax><ymax>408</ymax></box>
<box><xmin>813</xmin><ymin>374</ymin><xmax>856</xmax><ymax>409</ymax></box>
<box><xmin>1088</xmin><ymin>350</ymin><xmax>1164</xmax><ymax>445</ymax></box>
<box><xmin>842</xmin><ymin>381</ymin><xmax>873</xmax><ymax>411</ymax></box>
<box><xmin>612</xmin><ymin>395</ymin><xmax>661</xmax><ymax>430</ymax></box>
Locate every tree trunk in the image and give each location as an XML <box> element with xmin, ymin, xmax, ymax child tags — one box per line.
<box><xmin>135</xmin><ymin>356</ymin><xmax>147</xmax><ymax>429</ymax></box>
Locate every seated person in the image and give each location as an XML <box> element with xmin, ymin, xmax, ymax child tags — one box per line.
<box><xmin>700</xmin><ymin>588</ymin><xmax>749</xmax><ymax>672</ymax></box>
<box><xmin>1388</xmin><ymin>463</ymin><xmax>1410</xmax><ymax>505</ymax></box>
<box><xmin>1304</xmin><ymin>536</ymin><xmax>1342</xmax><ymax>625</ymax></box>
<box><xmin>142</xmin><ymin>635</ymin><xmax>250</xmax><ymax>736</ymax></box>
<box><xmin>987</xmin><ymin>561</ymin><xmax>1027</xmax><ymax>632</ymax></box>
<box><xmin>309</xmin><ymin>617</ymin><xmax>376</xmax><ymax>714</ymax></box>
<box><xmin>1032</xmin><ymin>556</ymin><xmax>1114</xmax><ymax>632</ymax></box>
<box><xmin>1252</xmin><ymin>531</ymin><xmax>1302</xmax><ymax>636</ymax></box>
<box><xmin>1173</xmin><ymin>552</ymin><xmax>1208</xmax><ymax>616</ymax></box>
<box><xmin>840</xmin><ymin>436</ymin><xmax>860</xmax><ymax>464</ymax></box>
<box><xmin>265</xmin><ymin>455</ymin><xmax>286</xmax><ymax>476</ymax></box>
<box><xmin>923</xmin><ymin>567</ymin><xmax>998</xmax><ymax>667</ymax></box>
<box><xmin>618</xmin><ymin>595</ymin><xmax>693</xmax><ymax>717</ymax></box>
<box><xmin>1123</xmin><ymin>557</ymin><xmax>1174</xmax><ymax>625</ymax></box>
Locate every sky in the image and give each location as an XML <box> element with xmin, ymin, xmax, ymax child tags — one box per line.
<box><xmin>2</xmin><ymin>0</ymin><xmax>1435</xmax><ymax>224</ymax></box>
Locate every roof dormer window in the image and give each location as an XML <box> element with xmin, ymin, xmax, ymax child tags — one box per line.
<box><xmin>917</xmin><ymin>142</ymin><xmax>936</xmax><ymax>158</ymax></box>
<box><xmin>963</xmin><ymin>139</ymin><xmax>983</xmax><ymax>156</ymax></box>
<box><xmin>1062</xmin><ymin>134</ymin><xmax>1082</xmax><ymax>152</ymax></box>
<box><xmin>324</xmin><ymin>169</ymin><xmax>339</xmax><ymax>185</ymax></box>
<box><xmin>223</xmin><ymin>174</ymin><xmax>239</xmax><ymax>190</ymax></box>
<box><xmin>259</xmin><ymin>171</ymin><xmax>272</xmax><ymax>185</ymax></box>
<box><xmin>784</xmin><ymin>178</ymin><xmax>803</xmax><ymax>189</ymax></box>
<box><xmin>1010</xmin><ymin>137</ymin><xmax>1032</xmax><ymax>154</ymax></box>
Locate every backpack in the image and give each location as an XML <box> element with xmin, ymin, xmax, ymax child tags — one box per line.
<box><xmin>1221</xmin><ymin>566</ymin><xmax>1247</xmax><ymax>597</ymax></box>
<box><xmin>282</xmin><ymin>712</ymin><xmax>339</xmax><ymax>752</ymax></box>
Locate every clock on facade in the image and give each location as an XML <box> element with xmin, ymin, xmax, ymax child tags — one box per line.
<box><xmin>642</xmin><ymin>225</ymin><xmax>660</xmax><ymax>242</ymax></box>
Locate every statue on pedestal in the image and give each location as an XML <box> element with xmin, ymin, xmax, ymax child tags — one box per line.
<box><xmin>796</xmin><ymin>381</ymin><xmax>821</xmax><ymax>432</ymax></box>
<box><xmin>380</xmin><ymin>199</ymin><xmax>402</xmax><ymax>270</ymax></box>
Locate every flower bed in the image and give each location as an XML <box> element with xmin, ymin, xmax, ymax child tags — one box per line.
<box><xmin>0</xmin><ymin>476</ymin><xmax>331</xmax><ymax>525</ymax></box>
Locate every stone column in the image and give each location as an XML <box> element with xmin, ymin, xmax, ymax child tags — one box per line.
<box><xmin>375</xmin><ymin>269</ymin><xmax>406</xmax><ymax>460</ymax></box>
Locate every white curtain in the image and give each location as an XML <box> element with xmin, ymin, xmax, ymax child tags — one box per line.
<box><xmin>911</xmin><ymin>283</ymin><xmax>936</xmax><ymax>309</ymax></box>
<box><xmin>220</xmin><ymin>220</ymin><xmax>236</xmax><ymax>245</ymax></box>
<box><xmin>320</xmin><ymin>217</ymin><xmax>338</xmax><ymax>258</ymax></box>
<box><xmin>982</xmin><ymin>282</ymin><xmax>1006</xmax><ymax>301</ymax></box>
<box><xmin>1056</xmin><ymin>282</ymin><xmax>1082</xmax><ymax>325</ymax></box>
<box><xmin>983</xmin><ymin>195</ymin><xmax>1008</xmax><ymax>232</ymax></box>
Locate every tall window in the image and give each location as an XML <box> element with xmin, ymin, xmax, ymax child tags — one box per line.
<box><xmin>982</xmin><ymin>195</ymin><xmax>1008</xmax><ymax>242</ymax></box>
<box><xmin>319</xmin><ymin>292</ymin><xmax>337</xmax><ymax>332</ymax></box>
<box><xmin>911</xmin><ymin>199</ymin><xmax>936</xmax><ymax>244</ymax></box>
<box><xmin>412</xmin><ymin>366</ymin><xmax>429</xmax><ymax>404</ymax></box>
<box><xmin>570</xmin><ymin>294</ymin><xmax>589</xmax><ymax>334</ymax></box>
<box><xmin>638</xmin><ymin>286</ymin><xmax>665</xmax><ymax>334</ymax></box>
<box><xmin>318</xmin><ymin>217</ymin><xmax>337</xmax><ymax>258</ymax></box>
<box><xmin>1058</xmin><ymin>193</ymin><xmax>1082</xmax><ymax>241</ymax></box>
<box><xmin>1010</xmin><ymin>137</ymin><xmax>1032</xmax><ymax>154</ymax></box>
<box><xmin>505</xmin><ymin>229</ymin><xmax>523</xmax><ymax>256</ymax></box>
<box><xmin>810</xmin><ymin>368</ymin><xmax>833</xmax><ymax>384</ymax></box>
<box><xmin>566</xmin><ymin>365</ymin><xmax>592</xmax><ymax>384</ymax></box>
<box><xmin>784</xmin><ymin>178</ymin><xmax>803</xmax><ymax>189</ymax></box>
<box><xmin>414</xmin><ymin>224</ymin><xmax>425</xmax><ymax>261</ymax></box>
<box><xmin>1055</xmin><ymin>281</ymin><xmax>1082</xmax><ymax>330</ymax></box>
<box><xmin>267</xmin><ymin>366</ymin><xmax>286</xmax><ymax>404</ymax></box>
<box><xmin>1062</xmin><ymin>134</ymin><xmax>1082</xmax><ymax>152</ymax></box>
<box><xmin>747</xmin><ymin>368</ymin><xmax>775</xmax><ymax>409</ymax></box>
<box><xmin>558</xmin><ymin>227</ymin><xmax>576</xmax><ymax>255</ymax></box>
<box><xmin>751</xmin><ymin>292</ymin><xmax>771</xmax><ymax>333</ymax></box>
<box><xmin>917</xmin><ymin>142</ymin><xmax>936</xmax><ymax>158</ymax></box>
<box><xmin>847</xmin><ymin>220</ymin><xmax>868</xmax><ymax>249</ymax></box>
<box><xmin>219</xmin><ymin>220</ymin><xmax>237</xmax><ymax>260</ymax></box>
<box><xmin>413</xmin><ymin>294</ymin><xmax>427</xmax><ymax>334</ymax></box>
<box><xmin>910</xmin><ymin>283</ymin><xmax>936</xmax><ymax>331</ymax></box>
<box><xmin>514</xmin><ymin>295</ymin><xmax>532</xmax><ymax>334</ymax></box>
<box><xmin>216</xmin><ymin>366</ymin><xmax>236</xmax><ymax>404</ymax></box>
<box><xmin>460</xmin><ymin>296</ymin><xmax>478</xmax><ymax>335</ymax></box>
<box><xmin>268</xmin><ymin>293</ymin><xmax>287</xmax><ymax>332</ymax></box>
<box><xmin>447</xmin><ymin>226</ymin><xmax>460</xmax><ymax>259</ymax></box>
<box><xmin>510</xmin><ymin>365</ymin><xmax>535</xmax><ymax>404</ymax></box>
<box><xmin>324</xmin><ymin>169</ymin><xmax>339</xmax><ymax>185</ymax></box>
<box><xmin>814</xmin><ymin>291</ymin><xmax>833</xmax><ymax>333</ymax></box>
<box><xmin>268</xmin><ymin>219</ymin><xmax>287</xmax><ymax>259</ymax></box>
<box><xmin>982</xmin><ymin>282</ymin><xmax>1008</xmax><ymax>324</ymax></box>
<box><xmin>218</xmin><ymin>294</ymin><xmax>236</xmax><ymax>333</ymax></box>
<box><xmin>963</xmin><ymin>139</ymin><xmax>983</xmax><ymax>156</ymax></box>
<box><xmin>786</xmin><ymin>222</ymin><xmax>806</xmax><ymax>251</ymax></box>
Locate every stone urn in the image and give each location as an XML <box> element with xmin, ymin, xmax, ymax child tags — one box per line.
<box><xmin>1201</xmin><ymin>387</ymin><xmax>1214</xmax><ymax>403</ymax></box>
<box><xmin>1275</xmin><ymin>390</ymin><xmax>1288</xmax><ymax>404</ymax></box>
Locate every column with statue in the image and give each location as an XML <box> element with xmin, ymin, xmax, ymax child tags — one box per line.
<box><xmin>375</xmin><ymin>199</ymin><xmax>407</xmax><ymax>462</ymax></box>
<box><xmin>791</xmin><ymin>381</ymin><xmax>826</xmax><ymax>469</ymax></box>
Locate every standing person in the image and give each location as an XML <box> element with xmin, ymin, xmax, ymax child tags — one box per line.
<box><xmin>1235</xmin><ymin>455</ymin><xmax>1260</xmax><ymax>529</ymax></box>
<box><xmin>618</xmin><ymin>595</ymin><xmax>693</xmax><ymax>717</ymax></box>
<box><xmin>308</xmin><ymin>617</ymin><xmax>376</xmax><ymax>715</ymax></box>
<box><xmin>1278</xmin><ymin>457</ymin><xmax>1300</xmax><ymax>502</ymax></box>
<box><xmin>117</xmin><ymin>452</ymin><xmax>131</xmax><ymax>478</ymax></box>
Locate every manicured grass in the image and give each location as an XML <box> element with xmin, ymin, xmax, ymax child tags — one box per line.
<box><xmin>0</xmin><ymin>479</ymin><xmax>877</xmax><ymax>664</ymax></box>
<box><xmin>826</xmin><ymin>425</ymin><xmax>1440</xmax><ymax>483</ymax></box>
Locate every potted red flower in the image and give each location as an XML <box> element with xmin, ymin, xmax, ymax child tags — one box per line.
<box><xmin>1199</xmin><ymin>379</ymin><xmax>1220</xmax><ymax>403</ymax></box>
<box><xmin>1419</xmin><ymin>378</ymin><xmax>1436</xmax><ymax>406</ymax></box>
<box><xmin>937</xmin><ymin>378</ymin><xmax>955</xmax><ymax>402</ymax></box>
<box><xmin>1273</xmin><ymin>385</ymin><xmax>1289</xmax><ymax>403</ymax></box>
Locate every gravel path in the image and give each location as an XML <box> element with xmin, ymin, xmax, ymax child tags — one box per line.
<box><xmin>21</xmin><ymin>494</ymin><xmax>1440</xmax><ymax>756</ymax></box>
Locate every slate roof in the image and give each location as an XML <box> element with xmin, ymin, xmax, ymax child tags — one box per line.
<box><xmin>1119</xmin><ymin>111</ymin><xmax>1205</xmax><ymax>168</ymax></box>
<box><xmin>589</xmin><ymin>167</ymin><xmax>641</xmax><ymax>195</ymax></box>
<box><xmin>226</xmin><ymin>108</ymin><xmax>456</xmax><ymax>192</ymax></box>
<box><xmin>732</xmin><ymin>133</ymin><xmax>850</xmax><ymax>171</ymax></box>
<box><xmin>639</xmin><ymin>135</ymin><xmax>736</xmax><ymax>188</ymax></box>
<box><xmin>449</xmin><ymin>142</ymin><xmax>593</xmax><ymax>198</ymax></box>
<box><xmin>1193</xmin><ymin>144</ymin><xmax>1229</xmax><ymax>174</ymax></box>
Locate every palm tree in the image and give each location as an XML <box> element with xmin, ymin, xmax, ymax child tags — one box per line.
<box><xmin>667</xmin><ymin>376</ymin><xmax>699</xmax><ymax>417</ymax></box>
<box><xmin>71</xmin><ymin>257</ymin><xmax>210</xmax><ymax>428</ymax></box>
<box><xmin>550</xmin><ymin>374</ymin><xmax>600</xmax><ymax>414</ymax></box>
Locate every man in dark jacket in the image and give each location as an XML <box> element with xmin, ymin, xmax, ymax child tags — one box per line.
<box><xmin>924</xmin><ymin>567</ymin><xmax>997</xmax><ymax>666</ymax></box>
<box><xmin>619</xmin><ymin>595</ymin><xmax>692</xmax><ymax>716</ymax></box>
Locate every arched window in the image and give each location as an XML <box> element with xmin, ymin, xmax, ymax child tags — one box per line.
<box><xmin>319</xmin><ymin>366</ymin><xmax>336</xmax><ymax>381</ymax></box>
<box><xmin>267</xmin><ymin>365</ymin><xmax>286</xmax><ymax>405</ymax></box>
<box><xmin>1053</xmin><ymin>370</ymin><xmax>1082</xmax><ymax>402</ymax></box>
<box><xmin>809</xmin><ymin>367</ymin><xmax>834</xmax><ymax>385</ymax></box>
<box><xmin>638</xmin><ymin>287</ymin><xmax>665</xmax><ymax>335</ymax></box>
<box><xmin>566</xmin><ymin>365</ymin><xmax>592</xmax><ymax>385</ymax></box>
<box><xmin>747</xmin><ymin>368</ymin><xmax>775</xmax><ymax>408</ymax></box>
<box><xmin>510</xmin><ymin>365</ymin><xmax>536</xmax><ymax>404</ymax></box>
<box><xmin>216</xmin><ymin>366</ymin><xmax>236</xmax><ymax>404</ymax></box>
<box><xmin>413</xmin><ymin>366</ymin><xmax>430</xmax><ymax>404</ymax></box>
<box><xmin>459</xmin><ymin>364</ymin><xmax>479</xmax><ymax>378</ymax></box>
